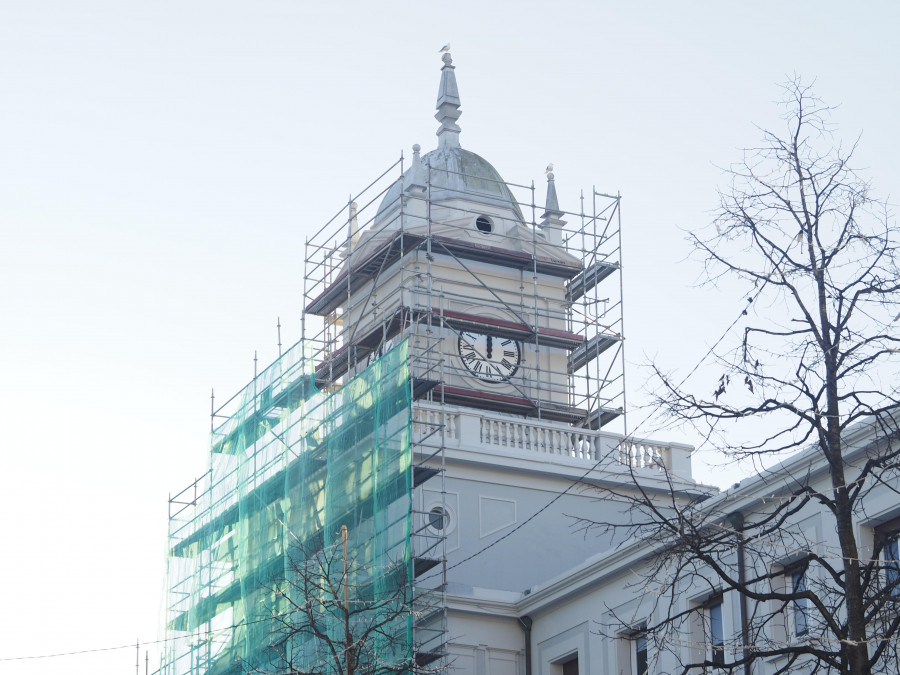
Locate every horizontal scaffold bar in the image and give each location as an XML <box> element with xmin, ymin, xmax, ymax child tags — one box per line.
<box><xmin>305</xmin><ymin>230</ymin><xmax>583</xmax><ymax>317</ymax></box>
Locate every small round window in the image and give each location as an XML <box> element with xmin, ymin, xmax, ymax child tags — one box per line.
<box><xmin>428</xmin><ymin>506</ymin><xmax>448</xmax><ymax>532</ymax></box>
<box><xmin>475</xmin><ymin>216</ymin><xmax>493</xmax><ymax>233</ymax></box>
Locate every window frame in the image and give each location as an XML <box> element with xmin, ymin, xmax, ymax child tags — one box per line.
<box><xmin>779</xmin><ymin>560</ymin><xmax>811</xmax><ymax>639</ymax></box>
<box><xmin>692</xmin><ymin>593</ymin><xmax>726</xmax><ymax>668</ymax></box>
<box><xmin>632</xmin><ymin>630</ymin><xmax>648</xmax><ymax>675</ymax></box>
<box><xmin>559</xmin><ymin>654</ymin><xmax>578</xmax><ymax>675</ymax></box>
<box><xmin>706</xmin><ymin>595</ymin><xmax>726</xmax><ymax>666</ymax></box>
<box><xmin>874</xmin><ymin>519</ymin><xmax>900</xmax><ymax>599</ymax></box>
<box><xmin>790</xmin><ymin>568</ymin><xmax>809</xmax><ymax>636</ymax></box>
<box><xmin>885</xmin><ymin>532</ymin><xmax>900</xmax><ymax>598</ymax></box>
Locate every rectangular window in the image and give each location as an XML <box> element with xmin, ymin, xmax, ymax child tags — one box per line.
<box><xmin>791</xmin><ymin>569</ymin><xmax>809</xmax><ymax>636</ymax></box>
<box><xmin>633</xmin><ymin>633</ymin><xmax>648</xmax><ymax>675</ymax></box>
<box><xmin>886</xmin><ymin>533</ymin><xmax>900</xmax><ymax>597</ymax></box>
<box><xmin>561</xmin><ymin>655</ymin><xmax>578</xmax><ymax>675</ymax></box>
<box><xmin>708</xmin><ymin>599</ymin><xmax>725</xmax><ymax>665</ymax></box>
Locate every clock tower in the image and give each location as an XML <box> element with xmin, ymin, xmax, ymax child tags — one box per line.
<box><xmin>162</xmin><ymin>51</ymin><xmax>693</xmax><ymax>675</ymax></box>
<box><xmin>305</xmin><ymin>51</ymin><xmax>624</xmax><ymax>430</ymax></box>
<box><xmin>299</xmin><ymin>55</ymin><xmax>631</xmax><ymax>666</ymax></box>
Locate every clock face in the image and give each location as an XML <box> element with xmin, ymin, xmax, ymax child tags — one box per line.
<box><xmin>457</xmin><ymin>331</ymin><xmax>521</xmax><ymax>382</ymax></box>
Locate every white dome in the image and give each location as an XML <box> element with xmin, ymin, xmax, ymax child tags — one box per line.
<box><xmin>375</xmin><ymin>146</ymin><xmax>525</xmax><ymax>224</ymax></box>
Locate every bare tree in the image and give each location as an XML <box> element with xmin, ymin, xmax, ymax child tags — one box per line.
<box><xmin>248</xmin><ymin>528</ymin><xmax>436</xmax><ymax>675</ymax></box>
<box><xmin>591</xmin><ymin>79</ymin><xmax>900</xmax><ymax>675</ymax></box>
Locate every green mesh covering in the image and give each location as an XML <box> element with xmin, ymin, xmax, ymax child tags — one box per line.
<box><xmin>163</xmin><ymin>339</ymin><xmax>413</xmax><ymax>674</ymax></box>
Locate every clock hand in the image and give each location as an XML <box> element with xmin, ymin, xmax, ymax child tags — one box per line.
<box><xmin>486</xmin><ymin>334</ymin><xmax>493</xmax><ymax>360</ymax></box>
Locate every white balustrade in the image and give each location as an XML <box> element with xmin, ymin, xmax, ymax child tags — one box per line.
<box><xmin>412</xmin><ymin>406</ymin><xmax>459</xmax><ymax>443</ymax></box>
<box><xmin>619</xmin><ymin>440</ymin><xmax>670</xmax><ymax>471</ymax></box>
<box><xmin>411</xmin><ymin>403</ymin><xmax>689</xmax><ymax>476</ymax></box>
<box><xmin>478</xmin><ymin>417</ymin><xmax>606</xmax><ymax>461</ymax></box>
<box><xmin>477</xmin><ymin>415</ymin><xmax>678</xmax><ymax>471</ymax></box>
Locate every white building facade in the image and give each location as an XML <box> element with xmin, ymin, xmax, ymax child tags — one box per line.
<box><xmin>299</xmin><ymin>51</ymin><xmax>716</xmax><ymax>674</ymax></box>
<box><xmin>454</xmin><ymin>415</ymin><xmax>900</xmax><ymax>675</ymax></box>
<box><xmin>164</xmin><ymin>52</ymin><xmax>900</xmax><ymax>675</ymax></box>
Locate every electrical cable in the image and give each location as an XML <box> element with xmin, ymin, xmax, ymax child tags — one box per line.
<box><xmin>12</xmin><ymin>250</ymin><xmax>871</xmax><ymax>665</ymax></box>
<box><xmin>440</xmin><ymin>286</ymin><xmax>766</xmax><ymax>575</ymax></box>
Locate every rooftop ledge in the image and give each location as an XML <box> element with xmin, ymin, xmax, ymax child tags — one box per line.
<box><xmin>412</xmin><ymin>401</ymin><xmax>696</xmax><ymax>484</ymax></box>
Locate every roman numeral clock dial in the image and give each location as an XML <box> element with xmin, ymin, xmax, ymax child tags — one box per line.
<box><xmin>457</xmin><ymin>331</ymin><xmax>521</xmax><ymax>382</ymax></box>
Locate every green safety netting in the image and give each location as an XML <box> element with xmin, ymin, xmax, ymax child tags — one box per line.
<box><xmin>163</xmin><ymin>339</ymin><xmax>413</xmax><ymax>674</ymax></box>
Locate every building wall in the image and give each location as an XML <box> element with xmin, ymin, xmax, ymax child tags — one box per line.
<box><xmin>511</xmin><ymin>423</ymin><xmax>900</xmax><ymax>675</ymax></box>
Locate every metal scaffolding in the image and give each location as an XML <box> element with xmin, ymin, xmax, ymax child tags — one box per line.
<box><xmin>302</xmin><ymin>153</ymin><xmax>626</xmax><ymax>433</ymax></box>
<box><xmin>161</xmin><ymin>140</ymin><xmax>625</xmax><ymax>674</ymax></box>
<box><xmin>299</xmin><ymin>150</ymin><xmax>626</xmax><ymax>670</ymax></box>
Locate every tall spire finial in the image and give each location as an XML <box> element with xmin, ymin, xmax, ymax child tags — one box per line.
<box><xmin>544</xmin><ymin>172</ymin><xmax>561</xmax><ymax>215</ymax></box>
<box><xmin>435</xmin><ymin>52</ymin><xmax>461</xmax><ymax>149</ymax></box>
<box><xmin>540</xmin><ymin>171</ymin><xmax>566</xmax><ymax>245</ymax></box>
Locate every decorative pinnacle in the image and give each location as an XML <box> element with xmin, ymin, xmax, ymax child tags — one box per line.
<box><xmin>349</xmin><ymin>201</ymin><xmax>359</xmax><ymax>235</ymax></box>
<box><xmin>544</xmin><ymin>172</ymin><xmax>561</xmax><ymax>216</ymax></box>
<box><xmin>435</xmin><ymin>52</ymin><xmax>461</xmax><ymax>149</ymax></box>
<box><xmin>541</xmin><ymin>170</ymin><xmax>565</xmax><ymax>245</ymax></box>
<box><xmin>406</xmin><ymin>144</ymin><xmax>426</xmax><ymax>194</ymax></box>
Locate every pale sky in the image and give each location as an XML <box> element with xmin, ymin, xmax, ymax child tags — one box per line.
<box><xmin>1</xmin><ymin>1</ymin><xmax>898</xmax><ymax>672</ymax></box>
